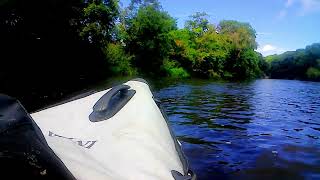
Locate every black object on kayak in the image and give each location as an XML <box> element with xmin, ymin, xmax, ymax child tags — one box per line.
<box><xmin>89</xmin><ymin>84</ymin><xmax>136</xmax><ymax>122</ymax></box>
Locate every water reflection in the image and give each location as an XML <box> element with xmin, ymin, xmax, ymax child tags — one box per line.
<box><xmin>154</xmin><ymin>79</ymin><xmax>320</xmax><ymax>180</ymax></box>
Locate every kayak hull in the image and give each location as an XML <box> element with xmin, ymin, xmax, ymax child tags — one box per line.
<box><xmin>30</xmin><ymin>79</ymin><xmax>193</xmax><ymax>180</ymax></box>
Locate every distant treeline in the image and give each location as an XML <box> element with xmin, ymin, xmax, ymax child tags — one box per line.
<box><xmin>265</xmin><ymin>43</ymin><xmax>320</xmax><ymax>81</ymax></box>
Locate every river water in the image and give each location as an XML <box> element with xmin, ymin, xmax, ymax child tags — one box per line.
<box><xmin>153</xmin><ymin>79</ymin><xmax>320</xmax><ymax>180</ymax></box>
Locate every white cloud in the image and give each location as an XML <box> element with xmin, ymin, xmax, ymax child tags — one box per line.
<box><xmin>277</xmin><ymin>9</ymin><xmax>288</xmax><ymax>19</ymax></box>
<box><xmin>279</xmin><ymin>0</ymin><xmax>320</xmax><ymax>18</ymax></box>
<box><xmin>300</xmin><ymin>0</ymin><xmax>320</xmax><ymax>15</ymax></box>
<box><xmin>286</xmin><ymin>0</ymin><xmax>294</xmax><ymax>7</ymax></box>
<box><xmin>260</xmin><ymin>44</ymin><xmax>277</xmax><ymax>52</ymax></box>
<box><xmin>257</xmin><ymin>44</ymin><xmax>287</xmax><ymax>56</ymax></box>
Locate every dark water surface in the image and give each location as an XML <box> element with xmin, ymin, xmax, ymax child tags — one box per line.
<box><xmin>153</xmin><ymin>79</ymin><xmax>320</xmax><ymax>180</ymax></box>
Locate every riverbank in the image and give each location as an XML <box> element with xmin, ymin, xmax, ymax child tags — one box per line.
<box><xmin>20</xmin><ymin>76</ymin><xmax>320</xmax><ymax>113</ymax></box>
<box><xmin>11</xmin><ymin>75</ymin><xmax>320</xmax><ymax>113</ymax></box>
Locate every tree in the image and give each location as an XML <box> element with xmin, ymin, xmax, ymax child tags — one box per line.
<box><xmin>306</xmin><ymin>67</ymin><xmax>320</xmax><ymax>80</ymax></box>
<box><xmin>104</xmin><ymin>43</ymin><xmax>136</xmax><ymax>75</ymax></box>
<box><xmin>218</xmin><ymin>20</ymin><xmax>259</xmax><ymax>79</ymax></box>
<box><xmin>171</xmin><ymin>13</ymin><xmax>229</xmax><ymax>78</ymax></box>
<box><xmin>169</xmin><ymin>29</ymin><xmax>197</xmax><ymax>72</ymax></box>
<box><xmin>193</xmin><ymin>26</ymin><xmax>230</xmax><ymax>78</ymax></box>
<box><xmin>185</xmin><ymin>12</ymin><xmax>210</xmax><ymax>37</ymax></box>
<box><xmin>218</xmin><ymin>20</ymin><xmax>257</xmax><ymax>51</ymax></box>
<box><xmin>126</xmin><ymin>4</ymin><xmax>177</xmax><ymax>74</ymax></box>
<box><xmin>234</xmin><ymin>49</ymin><xmax>261</xmax><ymax>79</ymax></box>
<box><xmin>80</xmin><ymin>0</ymin><xmax>119</xmax><ymax>46</ymax></box>
<box><xmin>257</xmin><ymin>53</ymin><xmax>269</xmax><ymax>77</ymax></box>
<box><xmin>118</xmin><ymin>0</ymin><xmax>161</xmax><ymax>38</ymax></box>
<box><xmin>0</xmin><ymin>0</ymin><xmax>116</xmax><ymax>111</ymax></box>
<box><xmin>267</xmin><ymin>43</ymin><xmax>320</xmax><ymax>81</ymax></box>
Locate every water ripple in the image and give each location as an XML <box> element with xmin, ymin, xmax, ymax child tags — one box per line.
<box><xmin>154</xmin><ymin>79</ymin><xmax>320</xmax><ymax>180</ymax></box>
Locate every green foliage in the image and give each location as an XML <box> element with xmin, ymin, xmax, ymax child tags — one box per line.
<box><xmin>163</xmin><ymin>59</ymin><xmax>190</xmax><ymax>78</ymax></box>
<box><xmin>265</xmin><ymin>54</ymin><xmax>279</xmax><ymax>63</ymax></box>
<box><xmin>306</xmin><ymin>67</ymin><xmax>320</xmax><ymax>80</ymax></box>
<box><xmin>80</xmin><ymin>0</ymin><xmax>119</xmax><ymax>46</ymax></box>
<box><xmin>117</xmin><ymin>0</ymin><xmax>162</xmax><ymax>42</ymax></box>
<box><xmin>185</xmin><ymin>12</ymin><xmax>210</xmax><ymax>37</ymax></box>
<box><xmin>104</xmin><ymin>43</ymin><xmax>136</xmax><ymax>76</ymax></box>
<box><xmin>218</xmin><ymin>20</ymin><xmax>257</xmax><ymax>51</ymax></box>
<box><xmin>216</xmin><ymin>20</ymin><xmax>259</xmax><ymax>80</ymax></box>
<box><xmin>126</xmin><ymin>5</ymin><xmax>177</xmax><ymax>74</ymax></box>
<box><xmin>258</xmin><ymin>53</ymin><xmax>270</xmax><ymax>77</ymax></box>
<box><xmin>0</xmin><ymin>0</ymin><xmax>118</xmax><ymax>110</ymax></box>
<box><xmin>235</xmin><ymin>49</ymin><xmax>261</xmax><ymax>79</ymax></box>
<box><xmin>267</xmin><ymin>43</ymin><xmax>320</xmax><ymax>81</ymax></box>
<box><xmin>169</xmin><ymin>29</ymin><xmax>197</xmax><ymax>70</ymax></box>
<box><xmin>167</xmin><ymin>14</ymin><xmax>262</xmax><ymax>80</ymax></box>
<box><xmin>194</xmin><ymin>27</ymin><xmax>230</xmax><ymax>78</ymax></box>
<box><xmin>0</xmin><ymin>0</ymin><xmax>270</xmax><ymax>95</ymax></box>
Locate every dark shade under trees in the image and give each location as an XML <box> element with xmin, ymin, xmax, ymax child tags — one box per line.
<box><xmin>0</xmin><ymin>0</ymin><xmax>117</xmax><ymax>111</ymax></box>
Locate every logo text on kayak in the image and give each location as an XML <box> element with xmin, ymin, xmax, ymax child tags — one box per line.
<box><xmin>48</xmin><ymin>131</ymin><xmax>97</xmax><ymax>149</ymax></box>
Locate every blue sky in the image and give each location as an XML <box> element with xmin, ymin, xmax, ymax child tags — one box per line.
<box><xmin>121</xmin><ymin>0</ymin><xmax>320</xmax><ymax>56</ymax></box>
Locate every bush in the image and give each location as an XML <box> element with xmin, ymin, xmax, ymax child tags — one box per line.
<box><xmin>208</xmin><ymin>70</ymin><xmax>221</xmax><ymax>79</ymax></box>
<box><xmin>306</xmin><ymin>67</ymin><xmax>320</xmax><ymax>80</ymax></box>
<box><xmin>163</xmin><ymin>59</ymin><xmax>190</xmax><ymax>78</ymax></box>
<box><xmin>104</xmin><ymin>43</ymin><xmax>137</xmax><ymax>76</ymax></box>
<box><xmin>222</xmin><ymin>71</ymin><xmax>233</xmax><ymax>79</ymax></box>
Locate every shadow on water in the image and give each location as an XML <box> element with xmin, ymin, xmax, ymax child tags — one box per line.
<box><xmin>154</xmin><ymin>79</ymin><xmax>320</xmax><ymax>180</ymax></box>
